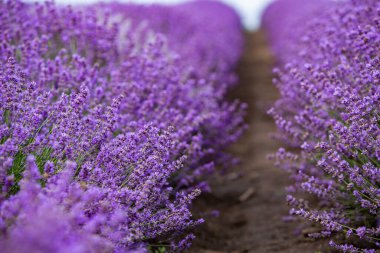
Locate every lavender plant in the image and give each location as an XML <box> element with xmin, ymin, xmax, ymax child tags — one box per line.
<box><xmin>264</xmin><ymin>0</ymin><xmax>380</xmax><ymax>252</ymax></box>
<box><xmin>0</xmin><ymin>0</ymin><xmax>244</xmax><ymax>252</ymax></box>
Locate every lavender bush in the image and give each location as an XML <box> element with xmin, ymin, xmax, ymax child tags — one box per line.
<box><xmin>0</xmin><ymin>0</ymin><xmax>244</xmax><ymax>252</ymax></box>
<box><xmin>264</xmin><ymin>0</ymin><xmax>380</xmax><ymax>252</ymax></box>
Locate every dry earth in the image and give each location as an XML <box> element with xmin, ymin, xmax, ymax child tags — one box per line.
<box><xmin>189</xmin><ymin>32</ymin><xmax>330</xmax><ymax>253</ymax></box>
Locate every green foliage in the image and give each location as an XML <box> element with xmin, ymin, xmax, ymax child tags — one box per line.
<box><xmin>6</xmin><ymin>147</ymin><xmax>55</xmax><ymax>196</ymax></box>
<box><xmin>7</xmin><ymin>151</ymin><xmax>27</xmax><ymax>196</ymax></box>
<box><xmin>148</xmin><ymin>246</ymin><xmax>167</xmax><ymax>253</ymax></box>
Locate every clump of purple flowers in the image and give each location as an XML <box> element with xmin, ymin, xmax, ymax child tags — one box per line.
<box><xmin>264</xmin><ymin>0</ymin><xmax>380</xmax><ymax>252</ymax></box>
<box><xmin>0</xmin><ymin>0</ymin><xmax>244</xmax><ymax>252</ymax></box>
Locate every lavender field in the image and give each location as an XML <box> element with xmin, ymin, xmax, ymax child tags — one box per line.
<box><xmin>0</xmin><ymin>0</ymin><xmax>378</xmax><ymax>252</ymax></box>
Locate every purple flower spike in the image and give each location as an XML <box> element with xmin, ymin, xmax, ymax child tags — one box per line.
<box><xmin>264</xmin><ymin>0</ymin><xmax>380</xmax><ymax>251</ymax></box>
<box><xmin>0</xmin><ymin>0</ymin><xmax>244</xmax><ymax>252</ymax></box>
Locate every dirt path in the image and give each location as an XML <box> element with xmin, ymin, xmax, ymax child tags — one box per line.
<box><xmin>189</xmin><ymin>32</ymin><xmax>329</xmax><ymax>253</ymax></box>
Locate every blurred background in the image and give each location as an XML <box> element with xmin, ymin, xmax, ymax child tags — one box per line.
<box><xmin>25</xmin><ymin>0</ymin><xmax>274</xmax><ymax>30</ymax></box>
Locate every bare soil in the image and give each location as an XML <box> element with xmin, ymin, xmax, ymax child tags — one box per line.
<box><xmin>189</xmin><ymin>32</ymin><xmax>330</xmax><ymax>253</ymax></box>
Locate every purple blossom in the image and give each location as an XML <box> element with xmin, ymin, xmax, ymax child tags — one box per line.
<box><xmin>264</xmin><ymin>0</ymin><xmax>380</xmax><ymax>251</ymax></box>
<box><xmin>0</xmin><ymin>0</ymin><xmax>244</xmax><ymax>251</ymax></box>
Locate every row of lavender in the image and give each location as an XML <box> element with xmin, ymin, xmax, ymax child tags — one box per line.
<box><xmin>263</xmin><ymin>0</ymin><xmax>379</xmax><ymax>252</ymax></box>
<box><xmin>0</xmin><ymin>1</ymin><xmax>244</xmax><ymax>252</ymax></box>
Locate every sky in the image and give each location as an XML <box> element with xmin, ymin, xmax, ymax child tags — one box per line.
<box><xmin>28</xmin><ymin>0</ymin><xmax>274</xmax><ymax>30</ymax></box>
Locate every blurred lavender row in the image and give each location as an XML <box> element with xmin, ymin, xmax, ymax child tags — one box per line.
<box><xmin>263</xmin><ymin>0</ymin><xmax>380</xmax><ymax>252</ymax></box>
